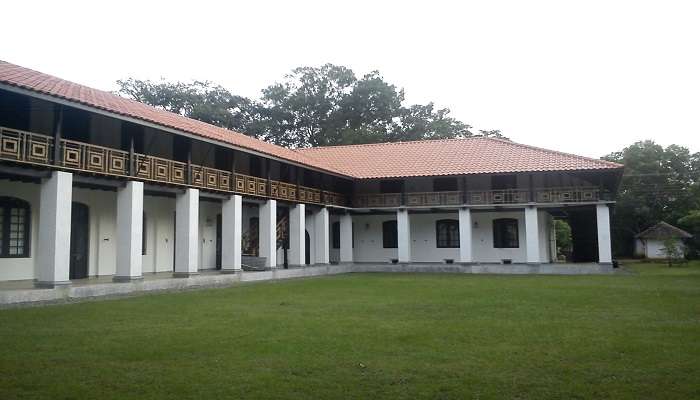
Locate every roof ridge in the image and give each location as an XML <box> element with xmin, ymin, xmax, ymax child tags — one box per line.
<box><xmin>635</xmin><ymin>221</ymin><xmax>693</xmax><ymax>239</ymax></box>
<box><xmin>297</xmin><ymin>136</ymin><xmax>488</xmax><ymax>152</ymax></box>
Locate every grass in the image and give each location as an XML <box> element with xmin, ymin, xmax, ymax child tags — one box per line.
<box><xmin>1</xmin><ymin>263</ymin><xmax>699</xmax><ymax>399</ymax></box>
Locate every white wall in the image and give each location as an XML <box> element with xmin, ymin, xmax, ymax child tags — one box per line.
<box><xmin>352</xmin><ymin>214</ymin><xmax>399</xmax><ymax>262</ymax></box>
<box><xmin>0</xmin><ymin>177</ymin><xmax>558</xmax><ymax>282</ymax></box>
<box><xmin>349</xmin><ymin>209</ymin><xmax>553</xmax><ymax>264</ymax></box>
<box><xmin>0</xmin><ymin>180</ymin><xmax>209</xmax><ymax>281</ymax></box>
<box><xmin>639</xmin><ymin>238</ymin><xmax>685</xmax><ymax>259</ymax></box>
<box><xmin>198</xmin><ymin>201</ymin><xmax>220</xmax><ymax>270</ymax></box>
<box><xmin>143</xmin><ymin>195</ymin><xmax>175</xmax><ymax>273</ymax></box>
<box><xmin>0</xmin><ymin>180</ymin><xmax>40</xmax><ymax>280</ymax></box>
<box><xmin>72</xmin><ymin>187</ymin><xmax>117</xmax><ymax>277</ymax></box>
<box><xmin>410</xmin><ymin>213</ymin><xmax>460</xmax><ymax>262</ymax></box>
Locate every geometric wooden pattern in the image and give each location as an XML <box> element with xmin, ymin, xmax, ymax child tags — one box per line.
<box><xmin>536</xmin><ymin>187</ymin><xmax>599</xmax><ymax>203</ymax></box>
<box><xmin>0</xmin><ymin>126</ymin><xmax>348</xmax><ymax>206</ymax></box>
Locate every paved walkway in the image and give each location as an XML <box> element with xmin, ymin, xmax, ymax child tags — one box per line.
<box><xmin>0</xmin><ymin>263</ymin><xmax>616</xmax><ymax>307</ymax></box>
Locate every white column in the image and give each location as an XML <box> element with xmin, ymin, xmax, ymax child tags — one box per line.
<box><xmin>36</xmin><ymin>171</ymin><xmax>73</xmax><ymax>287</ymax></box>
<box><xmin>221</xmin><ymin>194</ymin><xmax>242</xmax><ymax>272</ymax></box>
<box><xmin>525</xmin><ymin>206</ymin><xmax>540</xmax><ymax>264</ymax></box>
<box><xmin>115</xmin><ymin>180</ymin><xmax>144</xmax><ymax>281</ymax></box>
<box><xmin>289</xmin><ymin>203</ymin><xmax>305</xmax><ymax>267</ymax></box>
<box><xmin>397</xmin><ymin>208</ymin><xmax>411</xmax><ymax>263</ymax></box>
<box><xmin>314</xmin><ymin>207</ymin><xmax>330</xmax><ymax>264</ymax></box>
<box><xmin>458</xmin><ymin>208</ymin><xmax>473</xmax><ymax>263</ymax></box>
<box><xmin>175</xmin><ymin>188</ymin><xmax>199</xmax><ymax>276</ymax></box>
<box><xmin>259</xmin><ymin>199</ymin><xmax>277</xmax><ymax>268</ymax></box>
<box><xmin>596</xmin><ymin>204</ymin><xmax>613</xmax><ymax>264</ymax></box>
<box><xmin>339</xmin><ymin>213</ymin><xmax>353</xmax><ymax>263</ymax></box>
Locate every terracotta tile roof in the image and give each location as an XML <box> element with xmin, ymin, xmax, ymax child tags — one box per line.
<box><xmin>0</xmin><ymin>60</ymin><xmax>344</xmax><ymax>176</ymax></box>
<box><xmin>297</xmin><ymin>138</ymin><xmax>623</xmax><ymax>179</ymax></box>
<box><xmin>0</xmin><ymin>60</ymin><xmax>623</xmax><ymax>180</ymax></box>
<box><xmin>635</xmin><ymin>222</ymin><xmax>693</xmax><ymax>239</ymax></box>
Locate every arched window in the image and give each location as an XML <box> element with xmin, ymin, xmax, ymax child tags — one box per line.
<box><xmin>0</xmin><ymin>197</ymin><xmax>31</xmax><ymax>257</ymax></box>
<box><xmin>382</xmin><ymin>220</ymin><xmax>398</xmax><ymax>248</ymax></box>
<box><xmin>493</xmin><ymin>218</ymin><xmax>519</xmax><ymax>248</ymax></box>
<box><xmin>436</xmin><ymin>219</ymin><xmax>459</xmax><ymax>248</ymax></box>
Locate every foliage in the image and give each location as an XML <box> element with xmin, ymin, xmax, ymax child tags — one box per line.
<box><xmin>603</xmin><ymin>141</ymin><xmax>700</xmax><ymax>257</ymax></box>
<box><xmin>678</xmin><ymin>210</ymin><xmax>700</xmax><ymax>258</ymax></box>
<box><xmin>2</xmin><ymin>267</ymin><xmax>700</xmax><ymax>399</ymax></box>
<box><xmin>117</xmin><ymin>64</ymin><xmax>492</xmax><ymax>148</ymax></box>
<box><xmin>554</xmin><ymin>219</ymin><xmax>572</xmax><ymax>260</ymax></box>
<box><xmin>661</xmin><ymin>237</ymin><xmax>685</xmax><ymax>266</ymax></box>
<box><xmin>116</xmin><ymin>78</ymin><xmax>264</xmax><ymax>136</ymax></box>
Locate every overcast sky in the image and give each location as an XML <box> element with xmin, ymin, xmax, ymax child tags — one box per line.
<box><xmin>2</xmin><ymin>0</ymin><xmax>698</xmax><ymax>158</ymax></box>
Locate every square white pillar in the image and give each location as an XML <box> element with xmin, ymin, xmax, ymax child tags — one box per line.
<box><xmin>596</xmin><ymin>204</ymin><xmax>613</xmax><ymax>264</ymax></box>
<box><xmin>115</xmin><ymin>180</ymin><xmax>144</xmax><ymax>281</ymax></box>
<box><xmin>525</xmin><ymin>206</ymin><xmax>540</xmax><ymax>264</ymax></box>
<box><xmin>289</xmin><ymin>203</ymin><xmax>306</xmax><ymax>267</ymax></box>
<box><xmin>339</xmin><ymin>213</ymin><xmax>353</xmax><ymax>263</ymax></box>
<box><xmin>458</xmin><ymin>208</ymin><xmax>473</xmax><ymax>263</ymax></box>
<box><xmin>175</xmin><ymin>188</ymin><xmax>199</xmax><ymax>276</ymax></box>
<box><xmin>221</xmin><ymin>194</ymin><xmax>242</xmax><ymax>272</ymax></box>
<box><xmin>259</xmin><ymin>199</ymin><xmax>277</xmax><ymax>268</ymax></box>
<box><xmin>36</xmin><ymin>171</ymin><xmax>73</xmax><ymax>287</ymax></box>
<box><xmin>397</xmin><ymin>208</ymin><xmax>411</xmax><ymax>263</ymax></box>
<box><xmin>314</xmin><ymin>207</ymin><xmax>330</xmax><ymax>264</ymax></box>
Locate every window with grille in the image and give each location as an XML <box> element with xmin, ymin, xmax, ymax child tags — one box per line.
<box><xmin>436</xmin><ymin>219</ymin><xmax>460</xmax><ymax>248</ymax></box>
<box><xmin>0</xmin><ymin>197</ymin><xmax>31</xmax><ymax>257</ymax></box>
<box><xmin>493</xmin><ymin>218</ymin><xmax>519</xmax><ymax>248</ymax></box>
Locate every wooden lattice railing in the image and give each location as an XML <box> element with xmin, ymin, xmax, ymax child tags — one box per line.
<box><xmin>0</xmin><ymin>126</ymin><xmax>346</xmax><ymax>206</ymax></box>
<box><xmin>352</xmin><ymin>186</ymin><xmax>602</xmax><ymax>208</ymax></box>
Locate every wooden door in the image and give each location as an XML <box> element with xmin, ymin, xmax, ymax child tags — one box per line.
<box><xmin>69</xmin><ymin>202</ymin><xmax>89</xmax><ymax>280</ymax></box>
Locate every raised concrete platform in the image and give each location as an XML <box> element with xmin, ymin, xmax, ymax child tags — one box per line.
<box><xmin>353</xmin><ymin>262</ymin><xmax>615</xmax><ymax>275</ymax></box>
<box><xmin>0</xmin><ymin>263</ymin><xmax>615</xmax><ymax>306</ymax></box>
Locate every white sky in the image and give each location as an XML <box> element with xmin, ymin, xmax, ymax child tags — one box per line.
<box><xmin>2</xmin><ymin>0</ymin><xmax>699</xmax><ymax>158</ymax></box>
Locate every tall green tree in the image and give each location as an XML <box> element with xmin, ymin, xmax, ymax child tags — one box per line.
<box><xmin>116</xmin><ymin>78</ymin><xmax>263</xmax><ymax>136</ymax></box>
<box><xmin>603</xmin><ymin>141</ymin><xmax>700</xmax><ymax>257</ymax></box>
<box><xmin>117</xmin><ymin>64</ymin><xmax>482</xmax><ymax>148</ymax></box>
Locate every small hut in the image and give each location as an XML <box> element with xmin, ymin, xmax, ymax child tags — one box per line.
<box><xmin>634</xmin><ymin>222</ymin><xmax>693</xmax><ymax>259</ymax></box>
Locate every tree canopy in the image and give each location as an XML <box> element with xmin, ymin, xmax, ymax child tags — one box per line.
<box><xmin>117</xmin><ymin>64</ymin><xmax>502</xmax><ymax>148</ymax></box>
<box><xmin>603</xmin><ymin>141</ymin><xmax>700</xmax><ymax>257</ymax></box>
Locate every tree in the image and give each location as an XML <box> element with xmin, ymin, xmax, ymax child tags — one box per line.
<box><xmin>554</xmin><ymin>219</ymin><xmax>572</xmax><ymax>260</ymax></box>
<box><xmin>116</xmin><ymin>78</ymin><xmax>264</xmax><ymax>137</ymax></box>
<box><xmin>603</xmin><ymin>141</ymin><xmax>700</xmax><ymax>257</ymax></box>
<box><xmin>678</xmin><ymin>210</ymin><xmax>700</xmax><ymax>258</ymax></box>
<box><xmin>117</xmin><ymin>64</ymin><xmax>485</xmax><ymax>148</ymax></box>
<box><xmin>661</xmin><ymin>238</ymin><xmax>685</xmax><ymax>267</ymax></box>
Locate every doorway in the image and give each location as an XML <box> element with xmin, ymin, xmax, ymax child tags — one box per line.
<box><xmin>216</xmin><ymin>214</ymin><xmax>222</xmax><ymax>270</ymax></box>
<box><xmin>305</xmin><ymin>230</ymin><xmax>311</xmax><ymax>265</ymax></box>
<box><xmin>69</xmin><ymin>202</ymin><xmax>90</xmax><ymax>280</ymax></box>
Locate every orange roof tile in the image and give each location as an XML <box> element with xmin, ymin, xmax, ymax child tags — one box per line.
<box><xmin>297</xmin><ymin>138</ymin><xmax>623</xmax><ymax>179</ymax></box>
<box><xmin>1</xmin><ymin>60</ymin><xmax>623</xmax><ymax>180</ymax></box>
<box><xmin>0</xmin><ymin>60</ymin><xmax>344</xmax><ymax>176</ymax></box>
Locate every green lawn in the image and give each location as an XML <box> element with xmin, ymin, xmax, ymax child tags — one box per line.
<box><xmin>1</xmin><ymin>263</ymin><xmax>699</xmax><ymax>399</ymax></box>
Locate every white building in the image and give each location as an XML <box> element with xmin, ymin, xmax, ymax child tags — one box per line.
<box><xmin>634</xmin><ymin>221</ymin><xmax>692</xmax><ymax>259</ymax></box>
<box><xmin>0</xmin><ymin>60</ymin><xmax>624</xmax><ymax>287</ymax></box>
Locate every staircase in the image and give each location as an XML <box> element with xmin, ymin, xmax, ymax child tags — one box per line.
<box><xmin>241</xmin><ymin>214</ymin><xmax>289</xmax><ymax>271</ymax></box>
<box><xmin>241</xmin><ymin>256</ymin><xmax>268</xmax><ymax>271</ymax></box>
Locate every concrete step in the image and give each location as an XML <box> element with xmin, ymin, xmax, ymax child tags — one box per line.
<box><xmin>241</xmin><ymin>256</ymin><xmax>269</xmax><ymax>271</ymax></box>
